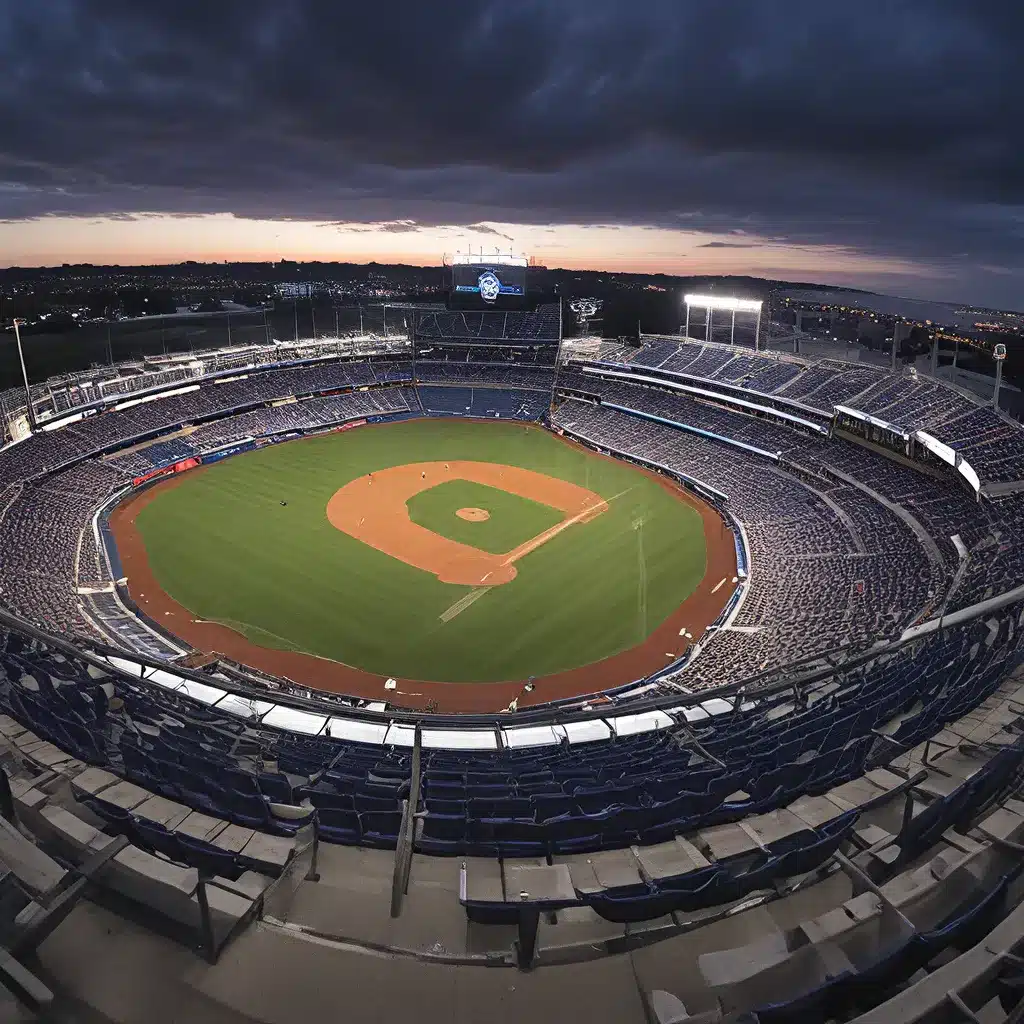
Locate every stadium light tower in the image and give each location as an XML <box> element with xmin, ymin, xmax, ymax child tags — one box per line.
<box><xmin>684</xmin><ymin>294</ymin><xmax>763</xmax><ymax>350</ymax></box>
<box><xmin>991</xmin><ymin>342</ymin><xmax>1007</xmax><ymax>409</ymax></box>
<box><xmin>12</xmin><ymin>318</ymin><xmax>34</xmax><ymax>431</ymax></box>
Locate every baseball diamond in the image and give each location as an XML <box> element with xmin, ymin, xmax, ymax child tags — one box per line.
<box><xmin>108</xmin><ymin>418</ymin><xmax>737</xmax><ymax>709</ymax></box>
<box><xmin>327</xmin><ymin>461</ymin><xmax>609</xmax><ymax>585</ymax></box>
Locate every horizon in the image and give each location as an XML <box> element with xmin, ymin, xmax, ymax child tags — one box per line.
<box><xmin>3</xmin><ymin>254</ymin><xmax>1017</xmax><ymax>322</ymax></box>
<box><xmin>2</xmin><ymin>225</ymin><xmax>1015</xmax><ymax>316</ymax></box>
<box><xmin>0</xmin><ymin>216</ymin><xmax>987</xmax><ymax>309</ymax></box>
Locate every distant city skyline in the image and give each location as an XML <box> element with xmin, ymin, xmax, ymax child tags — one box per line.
<box><xmin>0</xmin><ymin>215</ymin><xmax>977</xmax><ymax>305</ymax></box>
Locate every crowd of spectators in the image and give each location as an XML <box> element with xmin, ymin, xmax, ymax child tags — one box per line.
<box><xmin>0</xmin><ymin>461</ymin><xmax>123</xmax><ymax>633</ymax></box>
<box><xmin>606</xmin><ymin>338</ymin><xmax>1024</xmax><ymax>486</ymax></box>
<box><xmin>415</xmin><ymin>304</ymin><xmax>560</xmax><ymax>342</ymax></box>
<box><xmin>550</xmin><ymin>399</ymin><xmax>963</xmax><ymax>685</ymax></box>
<box><xmin>564</xmin><ymin>366</ymin><xmax>1024</xmax><ymax>616</ymax></box>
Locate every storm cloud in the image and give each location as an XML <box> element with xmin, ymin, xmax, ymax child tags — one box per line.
<box><xmin>0</xmin><ymin>0</ymin><xmax>1021</xmax><ymax>305</ymax></box>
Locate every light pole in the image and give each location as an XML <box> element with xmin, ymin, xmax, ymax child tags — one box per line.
<box><xmin>12</xmin><ymin>318</ymin><xmax>34</xmax><ymax>431</ymax></box>
<box><xmin>991</xmin><ymin>342</ymin><xmax>1007</xmax><ymax>409</ymax></box>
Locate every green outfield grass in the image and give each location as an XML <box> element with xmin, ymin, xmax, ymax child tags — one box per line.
<box><xmin>131</xmin><ymin>418</ymin><xmax>708</xmax><ymax>682</ymax></box>
<box><xmin>405</xmin><ymin>479</ymin><xmax>564</xmax><ymax>554</ymax></box>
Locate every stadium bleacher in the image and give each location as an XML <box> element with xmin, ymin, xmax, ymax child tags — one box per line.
<box><xmin>0</xmin><ymin>323</ymin><xmax>1023</xmax><ymax>1016</ymax></box>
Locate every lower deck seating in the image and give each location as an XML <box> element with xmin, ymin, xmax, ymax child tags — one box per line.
<box><xmin>415</xmin><ymin>385</ymin><xmax>549</xmax><ymax>419</ymax></box>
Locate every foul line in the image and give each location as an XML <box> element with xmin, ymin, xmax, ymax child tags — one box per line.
<box><xmin>497</xmin><ymin>486</ymin><xmax>632</xmax><ymax>569</ymax></box>
<box><xmin>439</xmin><ymin>587</ymin><xmax>489</xmax><ymax>623</ymax></box>
<box><xmin>438</xmin><ymin>487</ymin><xmax>632</xmax><ymax>624</ymax></box>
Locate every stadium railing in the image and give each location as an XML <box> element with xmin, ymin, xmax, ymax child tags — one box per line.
<box><xmin>2</xmin><ymin>576</ymin><xmax>1023</xmax><ymax>746</ymax></box>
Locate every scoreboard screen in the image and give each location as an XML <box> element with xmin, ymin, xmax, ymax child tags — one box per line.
<box><xmin>451</xmin><ymin>262</ymin><xmax>527</xmax><ymax>307</ymax></box>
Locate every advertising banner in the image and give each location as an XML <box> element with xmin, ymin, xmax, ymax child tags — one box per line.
<box><xmin>130</xmin><ymin>455</ymin><xmax>200</xmax><ymax>488</ymax></box>
<box><xmin>200</xmin><ymin>442</ymin><xmax>255</xmax><ymax>465</ymax></box>
<box><xmin>331</xmin><ymin>418</ymin><xmax>367</xmax><ymax>433</ymax></box>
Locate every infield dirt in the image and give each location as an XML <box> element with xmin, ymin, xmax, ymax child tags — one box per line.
<box><xmin>327</xmin><ymin>461</ymin><xmax>607</xmax><ymax>585</ymax></box>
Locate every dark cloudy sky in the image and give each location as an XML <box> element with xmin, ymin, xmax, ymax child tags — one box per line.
<box><xmin>1</xmin><ymin>1</ymin><xmax>1021</xmax><ymax>308</ymax></box>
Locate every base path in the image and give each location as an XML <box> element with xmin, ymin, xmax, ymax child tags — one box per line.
<box><xmin>108</xmin><ymin>420</ymin><xmax>739</xmax><ymax>713</ymax></box>
<box><xmin>327</xmin><ymin>461</ymin><xmax>607</xmax><ymax>585</ymax></box>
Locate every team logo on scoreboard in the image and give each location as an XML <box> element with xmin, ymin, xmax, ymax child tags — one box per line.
<box><xmin>477</xmin><ymin>271</ymin><xmax>502</xmax><ymax>303</ymax></box>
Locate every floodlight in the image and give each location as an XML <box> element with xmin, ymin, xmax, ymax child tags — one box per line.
<box><xmin>684</xmin><ymin>294</ymin><xmax>763</xmax><ymax>313</ymax></box>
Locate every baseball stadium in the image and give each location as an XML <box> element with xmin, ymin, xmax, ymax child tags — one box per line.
<box><xmin>1</xmin><ymin>255</ymin><xmax>1024</xmax><ymax>1020</ymax></box>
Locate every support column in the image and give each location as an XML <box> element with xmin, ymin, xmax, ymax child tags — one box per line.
<box><xmin>705</xmin><ymin>306</ymin><xmax>711</xmax><ymax>344</ymax></box>
<box><xmin>684</xmin><ymin>303</ymin><xmax>691</xmax><ymax>339</ymax></box>
<box><xmin>994</xmin><ymin>358</ymin><xmax>1004</xmax><ymax>411</ymax></box>
<box><xmin>730</xmin><ymin>309</ymin><xmax>736</xmax><ymax>345</ymax></box>
<box><xmin>931</xmin><ymin>335</ymin><xmax>939</xmax><ymax>375</ymax></box>
<box><xmin>754</xmin><ymin>307</ymin><xmax>762</xmax><ymax>352</ymax></box>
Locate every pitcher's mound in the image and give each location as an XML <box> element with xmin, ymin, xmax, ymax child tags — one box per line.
<box><xmin>456</xmin><ymin>507</ymin><xmax>490</xmax><ymax>522</ymax></box>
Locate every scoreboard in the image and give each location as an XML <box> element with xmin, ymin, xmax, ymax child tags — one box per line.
<box><xmin>450</xmin><ymin>255</ymin><xmax>527</xmax><ymax>309</ymax></box>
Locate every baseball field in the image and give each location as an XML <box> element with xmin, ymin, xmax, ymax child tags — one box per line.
<box><xmin>111</xmin><ymin>418</ymin><xmax>737</xmax><ymax>706</ymax></box>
